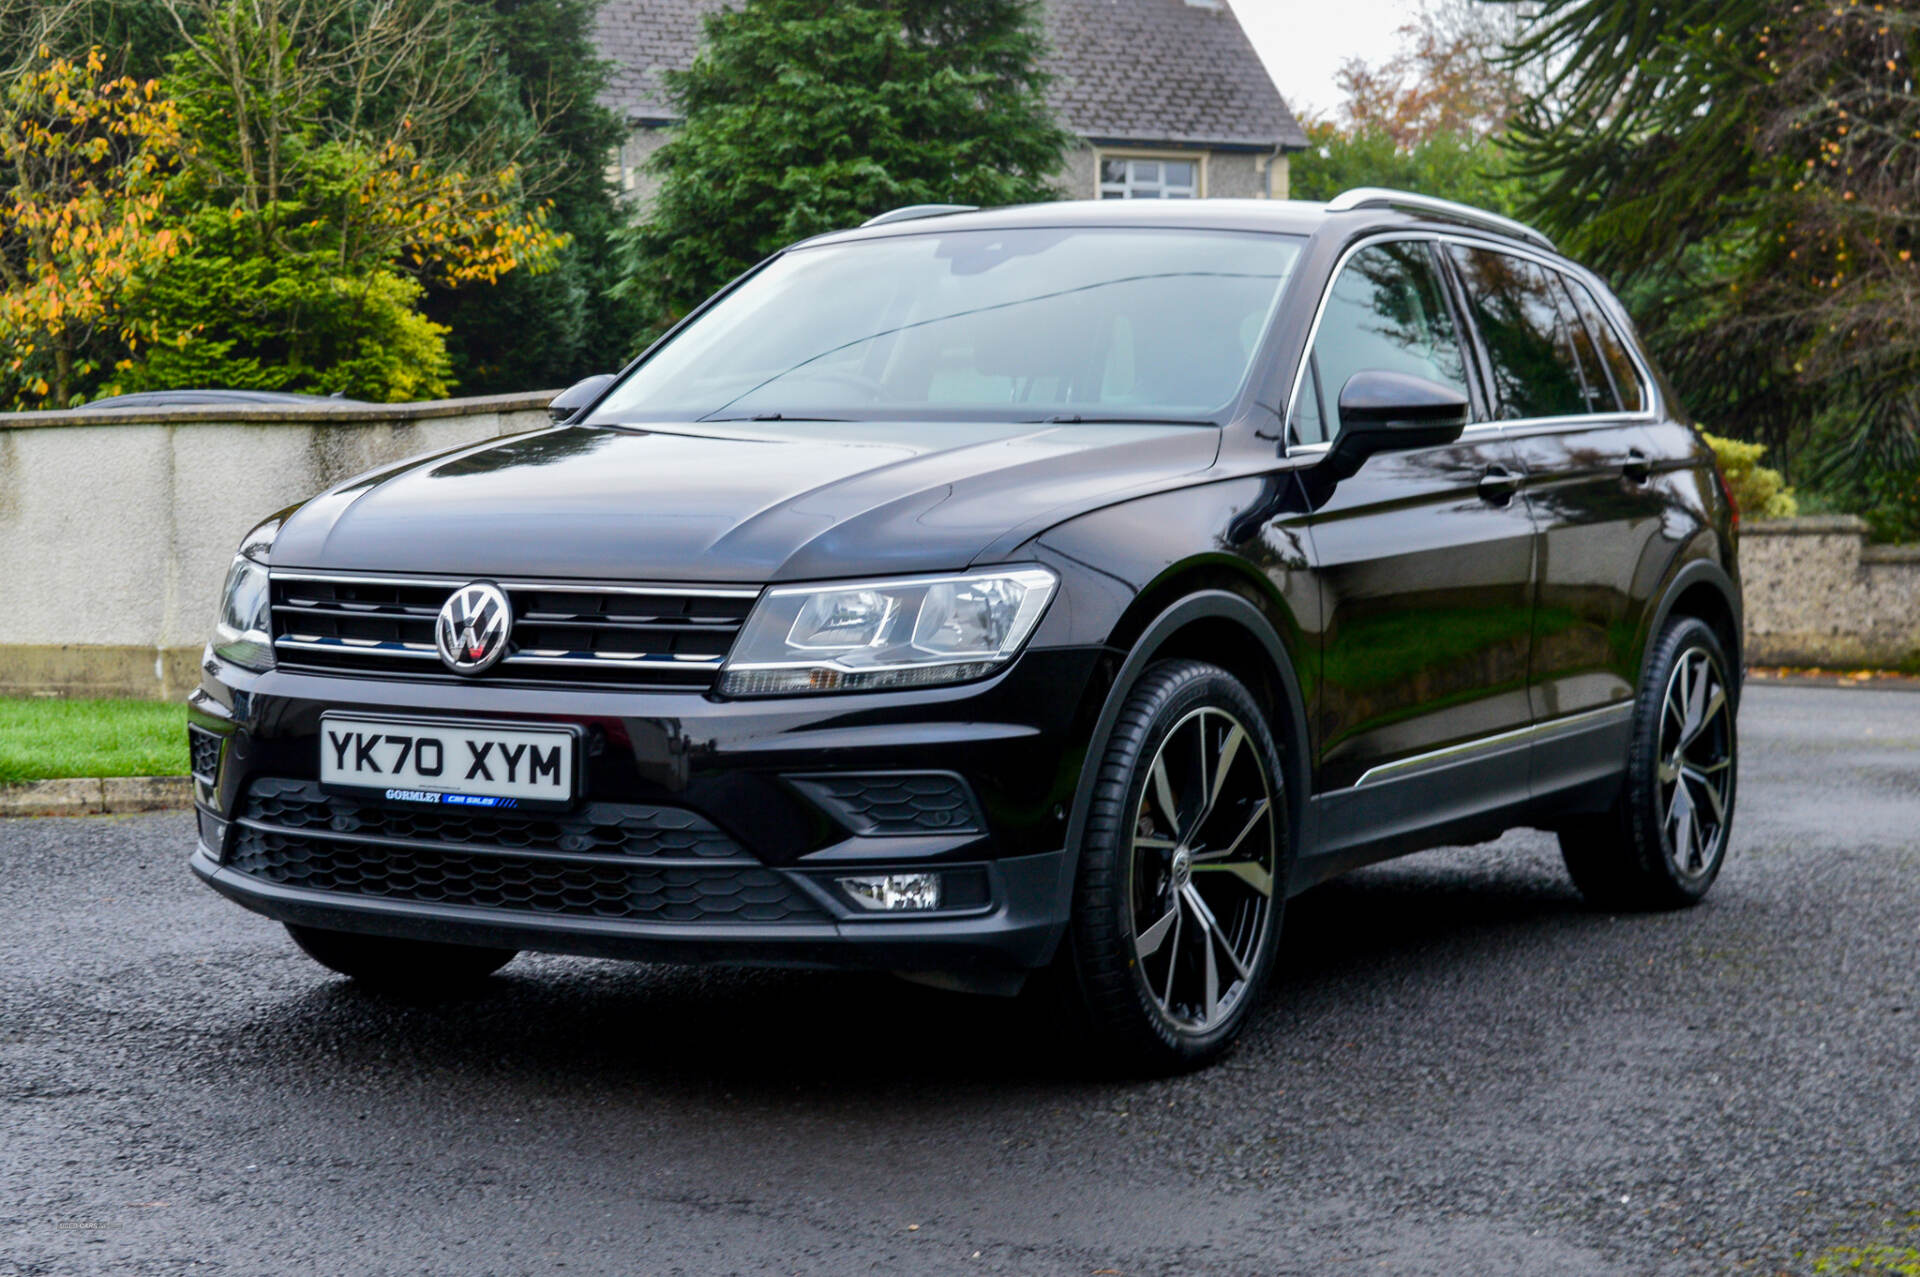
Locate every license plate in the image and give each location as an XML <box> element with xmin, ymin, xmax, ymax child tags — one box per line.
<box><xmin>319</xmin><ymin>713</ymin><xmax>579</xmax><ymax>810</ymax></box>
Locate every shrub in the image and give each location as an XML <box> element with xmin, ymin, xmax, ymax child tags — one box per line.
<box><xmin>1701</xmin><ymin>431</ymin><xmax>1797</xmax><ymax>521</ymax></box>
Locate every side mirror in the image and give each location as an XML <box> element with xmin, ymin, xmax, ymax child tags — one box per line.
<box><xmin>1328</xmin><ymin>370</ymin><xmax>1470</xmax><ymax>469</ymax></box>
<box><xmin>548</xmin><ymin>373</ymin><xmax>615</xmax><ymax>423</ymax></box>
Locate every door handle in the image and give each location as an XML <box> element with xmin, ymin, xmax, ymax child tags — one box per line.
<box><xmin>1622</xmin><ymin>448</ymin><xmax>1651</xmax><ymax>484</ymax></box>
<box><xmin>1478</xmin><ymin>465</ymin><xmax>1520</xmax><ymax>506</ymax></box>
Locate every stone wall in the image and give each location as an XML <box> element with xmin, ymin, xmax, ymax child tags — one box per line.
<box><xmin>6</xmin><ymin>404</ymin><xmax>1914</xmax><ymax>701</ymax></box>
<box><xmin>1741</xmin><ymin>516</ymin><xmax>1920</xmax><ymax>669</ymax></box>
<box><xmin>0</xmin><ymin>393</ymin><xmax>554</xmax><ymax>699</ymax></box>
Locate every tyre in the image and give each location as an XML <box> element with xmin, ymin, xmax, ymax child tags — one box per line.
<box><xmin>1560</xmin><ymin>616</ymin><xmax>1738</xmax><ymax>910</ymax></box>
<box><xmin>1057</xmin><ymin>659</ymin><xmax>1288</xmax><ymax>1073</ymax></box>
<box><xmin>285</xmin><ymin>924</ymin><xmax>516</xmax><ymax>996</ymax></box>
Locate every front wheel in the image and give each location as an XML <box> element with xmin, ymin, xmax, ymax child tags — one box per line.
<box><xmin>1559</xmin><ymin>616</ymin><xmax>1738</xmax><ymax>910</ymax></box>
<box><xmin>285</xmin><ymin>924</ymin><xmax>516</xmax><ymax>997</ymax></box>
<box><xmin>1057</xmin><ymin>660</ymin><xmax>1288</xmax><ymax>1073</ymax></box>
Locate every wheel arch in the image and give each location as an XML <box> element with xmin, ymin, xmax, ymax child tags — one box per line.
<box><xmin>1641</xmin><ymin>557</ymin><xmax>1744</xmax><ymax>698</ymax></box>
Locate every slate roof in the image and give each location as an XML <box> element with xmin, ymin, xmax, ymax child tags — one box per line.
<box><xmin>594</xmin><ymin>0</ymin><xmax>1307</xmax><ymax>150</ymax></box>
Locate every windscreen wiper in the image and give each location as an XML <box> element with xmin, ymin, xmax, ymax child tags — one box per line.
<box><xmin>697</xmin><ymin>412</ymin><xmax>852</xmax><ymax>423</ymax></box>
<box><xmin>1029</xmin><ymin>414</ymin><xmax>1219</xmax><ymax>426</ymax></box>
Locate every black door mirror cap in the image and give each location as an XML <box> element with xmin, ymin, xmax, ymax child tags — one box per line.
<box><xmin>548</xmin><ymin>373</ymin><xmax>617</xmax><ymax>424</ymax></box>
<box><xmin>1306</xmin><ymin>371</ymin><xmax>1471</xmax><ymax>489</ymax></box>
<box><xmin>1334</xmin><ymin>370</ymin><xmax>1472</xmax><ymax>450</ymax></box>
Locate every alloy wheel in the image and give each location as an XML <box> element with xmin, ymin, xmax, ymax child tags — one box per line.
<box><xmin>1656</xmin><ymin>647</ymin><xmax>1735</xmax><ymax>880</ymax></box>
<box><xmin>1126</xmin><ymin>706</ymin><xmax>1278</xmax><ymax>1034</ymax></box>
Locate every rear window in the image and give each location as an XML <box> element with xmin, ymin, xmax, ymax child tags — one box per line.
<box><xmin>1446</xmin><ymin>245</ymin><xmax>1592</xmax><ymax>420</ymax></box>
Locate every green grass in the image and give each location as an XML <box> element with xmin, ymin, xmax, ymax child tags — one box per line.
<box><xmin>0</xmin><ymin>698</ymin><xmax>188</xmax><ymax>784</ymax></box>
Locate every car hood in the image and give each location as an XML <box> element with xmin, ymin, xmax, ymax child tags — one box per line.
<box><xmin>270</xmin><ymin>419</ymin><xmax>1220</xmax><ymax>582</ymax></box>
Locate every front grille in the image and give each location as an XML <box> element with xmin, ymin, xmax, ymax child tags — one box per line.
<box><xmin>269</xmin><ymin>572</ymin><xmax>757</xmax><ymax>688</ymax></box>
<box><xmin>228</xmin><ymin>778</ymin><xmax>823</xmax><ymax>924</ymax></box>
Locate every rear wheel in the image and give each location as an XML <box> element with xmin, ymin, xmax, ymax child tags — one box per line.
<box><xmin>1057</xmin><ymin>659</ymin><xmax>1287</xmax><ymax>1073</ymax></box>
<box><xmin>286</xmin><ymin>924</ymin><xmax>516</xmax><ymax>996</ymax></box>
<box><xmin>1560</xmin><ymin>616</ymin><xmax>1738</xmax><ymax>910</ymax></box>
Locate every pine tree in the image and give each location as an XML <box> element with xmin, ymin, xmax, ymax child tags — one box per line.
<box><xmin>619</xmin><ymin>0</ymin><xmax>1073</xmax><ymax>336</ymax></box>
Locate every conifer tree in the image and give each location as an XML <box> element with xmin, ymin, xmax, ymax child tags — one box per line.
<box><xmin>620</xmin><ymin>0</ymin><xmax>1072</xmax><ymax>335</ymax></box>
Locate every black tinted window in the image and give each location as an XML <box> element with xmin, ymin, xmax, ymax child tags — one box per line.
<box><xmin>1563</xmin><ymin>277</ymin><xmax>1646</xmax><ymax>413</ymax></box>
<box><xmin>1447</xmin><ymin>246</ymin><xmax>1592</xmax><ymax>419</ymax></box>
<box><xmin>1294</xmin><ymin>241</ymin><xmax>1470</xmax><ymax>444</ymax></box>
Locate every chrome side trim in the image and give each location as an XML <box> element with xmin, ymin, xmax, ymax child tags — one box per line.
<box><xmin>1350</xmin><ymin>703</ymin><xmax>1633</xmax><ymax>788</ymax></box>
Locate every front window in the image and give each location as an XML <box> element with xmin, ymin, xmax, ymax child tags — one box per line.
<box><xmin>1098</xmin><ymin>156</ymin><xmax>1199</xmax><ymax>199</ymax></box>
<box><xmin>588</xmin><ymin>227</ymin><xmax>1302</xmax><ymax>425</ymax></box>
<box><xmin>1290</xmin><ymin>240</ymin><xmax>1472</xmax><ymax>446</ymax></box>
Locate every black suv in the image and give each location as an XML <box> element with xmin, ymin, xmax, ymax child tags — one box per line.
<box><xmin>191</xmin><ymin>190</ymin><xmax>1741</xmax><ymax>1070</ymax></box>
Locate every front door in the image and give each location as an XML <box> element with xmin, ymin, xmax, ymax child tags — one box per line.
<box><xmin>1288</xmin><ymin>239</ymin><xmax>1538</xmax><ymax>858</ymax></box>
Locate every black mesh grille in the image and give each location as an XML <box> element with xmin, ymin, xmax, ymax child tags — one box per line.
<box><xmin>229</xmin><ymin>779</ymin><xmax>822</xmax><ymax>924</ymax></box>
<box><xmin>269</xmin><ymin>574</ymin><xmax>756</xmax><ymax>688</ymax></box>
<box><xmin>188</xmin><ymin>727</ymin><xmax>223</xmax><ymax>784</ymax></box>
<box><xmin>788</xmin><ymin>773</ymin><xmax>983</xmax><ymax>835</ymax></box>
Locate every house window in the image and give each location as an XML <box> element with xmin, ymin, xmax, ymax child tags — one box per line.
<box><xmin>1099</xmin><ymin>156</ymin><xmax>1200</xmax><ymax>199</ymax></box>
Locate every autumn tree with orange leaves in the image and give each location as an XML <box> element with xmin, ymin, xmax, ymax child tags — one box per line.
<box><xmin>109</xmin><ymin>0</ymin><xmax>568</xmax><ymax>402</ymax></box>
<box><xmin>1</xmin><ymin>0</ymin><xmax>571</xmax><ymax>407</ymax></box>
<box><xmin>1289</xmin><ymin>3</ymin><xmax>1528</xmax><ymax>219</ymax></box>
<box><xmin>0</xmin><ymin>49</ymin><xmax>192</xmax><ymax>408</ymax></box>
<box><xmin>1330</xmin><ymin>0</ymin><xmax>1527</xmax><ymax>146</ymax></box>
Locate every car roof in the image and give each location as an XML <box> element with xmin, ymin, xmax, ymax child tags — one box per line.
<box><xmin>804</xmin><ymin>192</ymin><xmax>1560</xmax><ymax>260</ymax></box>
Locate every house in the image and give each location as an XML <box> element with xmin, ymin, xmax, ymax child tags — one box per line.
<box><xmin>595</xmin><ymin>0</ymin><xmax>1309</xmax><ymax>203</ymax></box>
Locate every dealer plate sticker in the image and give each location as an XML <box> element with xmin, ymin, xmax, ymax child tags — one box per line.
<box><xmin>319</xmin><ymin>714</ymin><xmax>576</xmax><ymax>807</ymax></box>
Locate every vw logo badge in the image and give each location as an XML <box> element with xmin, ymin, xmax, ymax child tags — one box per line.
<box><xmin>434</xmin><ymin>582</ymin><xmax>513</xmax><ymax>675</ymax></box>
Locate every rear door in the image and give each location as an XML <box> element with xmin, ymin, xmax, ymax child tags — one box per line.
<box><xmin>1443</xmin><ymin>244</ymin><xmax>1668</xmax><ymax>792</ymax></box>
<box><xmin>1290</xmin><ymin>238</ymin><xmax>1538</xmax><ymax>857</ymax></box>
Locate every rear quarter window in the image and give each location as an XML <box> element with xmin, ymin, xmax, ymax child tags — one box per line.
<box><xmin>1561</xmin><ymin>276</ymin><xmax>1648</xmax><ymax>414</ymax></box>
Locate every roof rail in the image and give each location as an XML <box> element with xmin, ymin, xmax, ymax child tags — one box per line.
<box><xmin>1325</xmin><ymin>187</ymin><xmax>1555</xmax><ymax>251</ymax></box>
<box><xmin>861</xmin><ymin>203</ymin><xmax>978</xmax><ymax>228</ymax></box>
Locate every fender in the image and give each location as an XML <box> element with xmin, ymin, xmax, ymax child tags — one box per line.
<box><xmin>1046</xmin><ymin>589</ymin><xmax>1313</xmax><ymax>933</ymax></box>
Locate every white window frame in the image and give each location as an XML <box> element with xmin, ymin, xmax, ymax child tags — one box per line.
<box><xmin>1095</xmin><ymin>149</ymin><xmax>1207</xmax><ymax>200</ymax></box>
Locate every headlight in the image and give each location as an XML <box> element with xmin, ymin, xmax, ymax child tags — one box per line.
<box><xmin>718</xmin><ymin>567</ymin><xmax>1057</xmax><ymax>696</ymax></box>
<box><xmin>212</xmin><ymin>553</ymin><xmax>274</xmax><ymax>671</ymax></box>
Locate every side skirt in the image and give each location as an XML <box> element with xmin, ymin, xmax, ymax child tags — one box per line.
<box><xmin>1290</xmin><ymin>704</ymin><xmax>1632</xmax><ymax>894</ymax></box>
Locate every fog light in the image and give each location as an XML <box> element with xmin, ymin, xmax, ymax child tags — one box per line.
<box><xmin>839</xmin><ymin>873</ymin><xmax>942</xmax><ymax>911</ymax></box>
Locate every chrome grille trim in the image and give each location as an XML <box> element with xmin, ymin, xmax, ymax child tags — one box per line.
<box><xmin>272</xmin><ymin>571</ymin><xmax>758</xmax><ymax>599</ymax></box>
<box><xmin>268</xmin><ymin>570</ymin><xmax>757</xmax><ymax>687</ymax></box>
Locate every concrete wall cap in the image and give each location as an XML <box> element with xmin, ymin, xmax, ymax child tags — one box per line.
<box><xmin>0</xmin><ymin>389</ymin><xmax>563</xmax><ymax>430</ymax></box>
<box><xmin>1861</xmin><ymin>544</ymin><xmax>1920</xmax><ymax>565</ymax></box>
<box><xmin>1742</xmin><ymin>515</ymin><xmax>1871</xmax><ymax>536</ymax></box>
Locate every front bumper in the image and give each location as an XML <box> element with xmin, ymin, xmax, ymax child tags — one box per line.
<box><xmin>188</xmin><ymin>645</ymin><xmax>1106</xmax><ymax>976</ymax></box>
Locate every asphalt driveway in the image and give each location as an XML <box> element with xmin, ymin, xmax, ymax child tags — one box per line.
<box><xmin>3</xmin><ymin>684</ymin><xmax>1916</xmax><ymax>1275</ymax></box>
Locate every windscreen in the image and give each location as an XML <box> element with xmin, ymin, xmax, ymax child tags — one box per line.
<box><xmin>587</xmin><ymin>227</ymin><xmax>1302</xmax><ymax>425</ymax></box>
